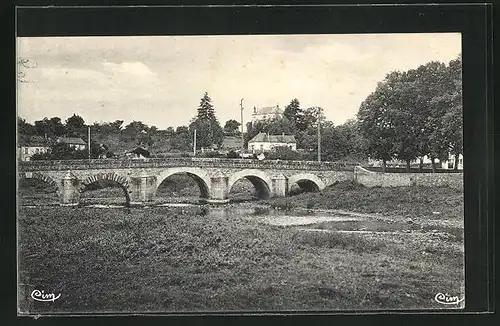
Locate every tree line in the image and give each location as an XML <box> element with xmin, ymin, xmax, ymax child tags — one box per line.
<box><xmin>19</xmin><ymin>56</ymin><xmax>461</xmax><ymax>167</ymax></box>
<box><xmin>357</xmin><ymin>57</ymin><xmax>462</xmax><ymax>171</ymax></box>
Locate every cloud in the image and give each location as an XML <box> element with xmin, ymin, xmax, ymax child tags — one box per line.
<box><xmin>17</xmin><ymin>34</ymin><xmax>461</xmax><ymax>129</ymax></box>
<box><xmin>102</xmin><ymin>61</ymin><xmax>156</xmax><ymax>77</ymax></box>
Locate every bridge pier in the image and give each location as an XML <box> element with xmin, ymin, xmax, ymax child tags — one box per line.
<box><xmin>206</xmin><ymin>171</ymin><xmax>230</xmax><ymax>204</ymax></box>
<box><xmin>60</xmin><ymin>172</ymin><xmax>80</xmax><ymax>206</ymax></box>
<box><xmin>129</xmin><ymin>174</ymin><xmax>156</xmax><ymax>205</ymax></box>
<box><xmin>271</xmin><ymin>174</ymin><xmax>288</xmax><ymax>197</ymax></box>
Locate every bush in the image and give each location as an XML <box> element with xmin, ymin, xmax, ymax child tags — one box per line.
<box><xmin>199</xmin><ymin>151</ymin><xmax>224</xmax><ymax>158</ymax></box>
<box><xmin>266</xmin><ymin>146</ymin><xmax>303</xmax><ymax>161</ymax></box>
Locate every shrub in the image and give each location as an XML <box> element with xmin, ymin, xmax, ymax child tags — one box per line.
<box><xmin>266</xmin><ymin>146</ymin><xmax>303</xmax><ymax>161</ymax></box>
<box><xmin>227</xmin><ymin>150</ymin><xmax>239</xmax><ymax>158</ymax></box>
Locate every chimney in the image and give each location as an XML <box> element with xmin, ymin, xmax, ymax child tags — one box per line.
<box><xmin>253</xmin><ymin>106</ymin><xmax>256</xmax><ymax>114</ymax></box>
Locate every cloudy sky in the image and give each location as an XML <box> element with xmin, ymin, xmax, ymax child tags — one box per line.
<box><xmin>17</xmin><ymin>33</ymin><xmax>460</xmax><ymax>130</ymax></box>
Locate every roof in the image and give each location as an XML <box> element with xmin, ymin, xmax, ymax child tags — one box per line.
<box><xmin>128</xmin><ymin>147</ymin><xmax>151</xmax><ymax>158</ymax></box>
<box><xmin>222</xmin><ymin>136</ymin><xmax>243</xmax><ymax>149</ymax></box>
<box><xmin>19</xmin><ymin>135</ymin><xmax>50</xmax><ymax>147</ymax></box>
<box><xmin>248</xmin><ymin>132</ymin><xmax>296</xmax><ymax>144</ymax></box>
<box><xmin>253</xmin><ymin>105</ymin><xmax>283</xmax><ymax>115</ymax></box>
<box><xmin>57</xmin><ymin>137</ymin><xmax>86</xmax><ymax>145</ymax></box>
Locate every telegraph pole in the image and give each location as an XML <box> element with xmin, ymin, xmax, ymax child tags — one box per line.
<box><xmin>317</xmin><ymin>107</ymin><xmax>322</xmax><ymax>162</ymax></box>
<box><xmin>193</xmin><ymin>129</ymin><xmax>197</xmax><ymax>156</ymax></box>
<box><xmin>88</xmin><ymin>126</ymin><xmax>91</xmax><ymax>160</ymax></box>
<box><xmin>240</xmin><ymin>98</ymin><xmax>244</xmax><ymax>153</ymax></box>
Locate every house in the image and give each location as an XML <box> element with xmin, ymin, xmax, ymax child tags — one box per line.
<box><xmin>18</xmin><ymin>135</ymin><xmax>51</xmax><ymax>161</ymax></box>
<box><xmin>441</xmin><ymin>153</ymin><xmax>463</xmax><ymax>170</ymax></box>
<box><xmin>125</xmin><ymin>147</ymin><xmax>151</xmax><ymax>159</ymax></box>
<box><xmin>56</xmin><ymin>137</ymin><xmax>87</xmax><ymax>150</ymax></box>
<box><xmin>221</xmin><ymin>136</ymin><xmax>243</xmax><ymax>152</ymax></box>
<box><xmin>252</xmin><ymin>105</ymin><xmax>283</xmax><ymax>123</ymax></box>
<box><xmin>248</xmin><ymin>132</ymin><xmax>296</xmax><ymax>153</ymax></box>
<box><xmin>367</xmin><ymin>154</ymin><xmax>463</xmax><ymax>170</ymax></box>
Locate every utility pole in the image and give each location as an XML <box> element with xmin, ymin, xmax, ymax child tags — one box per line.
<box><xmin>317</xmin><ymin>107</ymin><xmax>322</xmax><ymax>162</ymax></box>
<box><xmin>193</xmin><ymin>129</ymin><xmax>197</xmax><ymax>156</ymax></box>
<box><xmin>88</xmin><ymin>126</ymin><xmax>91</xmax><ymax>160</ymax></box>
<box><xmin>240</xmin><ymin>98</ymin><xmax>244</xmax><ymax>154</ymax></box>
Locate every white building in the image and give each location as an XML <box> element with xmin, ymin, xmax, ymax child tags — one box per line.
<box><xmin>441</xmin><ymin>153</ymin><xmax>464</xmax><ymax>170</ymax></box>
<box><xmin>252</xmin><ymin>105</ymin><xmax>283</xmax><ymax>123</ymax></box>
<box><xmin>18</xmin><ymin>135</ymin><xmax>51</xmax><ymax>161</ymax></box>
<box><xmin>248</xmin><ymin>132</ymin><xmax>296</xmax><ymax>153</ymax></box>
<box><xmin>56</xmin><ymin>137</ymin><xmax>87</xmax><ymax>150</ymax></box>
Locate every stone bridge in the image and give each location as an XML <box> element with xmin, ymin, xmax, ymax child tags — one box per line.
<box><xmin>18</xmin><ymin>158</ymin><xmax>358</xmax><ymax>205</ymax></box>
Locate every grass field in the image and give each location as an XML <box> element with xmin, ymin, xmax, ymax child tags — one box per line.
<box><xmin>17</xmin><ymin>180</ymin><xmax>464</xmax><ymax>313</ymax></box>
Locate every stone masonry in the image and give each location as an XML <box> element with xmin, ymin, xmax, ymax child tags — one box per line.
<box><xmin>19</xmin><ymin>158</ymin><xmax>357</xmax><ymax>205</ymax></box>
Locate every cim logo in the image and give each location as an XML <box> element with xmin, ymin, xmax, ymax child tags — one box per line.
<box><xmin>30</xmin><ymin>289</ymin><xmax>61</xmax><ymax>302</ymax></box>
<box><xmin>434</xmin><ymin>292</ymin><xmax>464</xmax><ymax>305</ymax></box>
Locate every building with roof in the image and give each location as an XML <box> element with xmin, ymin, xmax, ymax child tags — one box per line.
<box><xmin>221</xmin><ymin>136</ymin><xmax>243</xmax><ymax>152</ymax></box>
<box><xmin>252</xmin><ymin>105</ymin><xmax>283</xmax><ymax>123</ymax></box>
<box><xmin>248</xmin><ymin>132</ymin><xmax>296</xmax><ymax>153</ymax></box>
<box><xmin>56</xmin><ymin>137</ymin><xmax>87</xmax><ymax>150</ymax></box>
<box><xmin>18</xmin><ymin>135</ymin><xmax>51</xmax><ymax>161</ymax></box>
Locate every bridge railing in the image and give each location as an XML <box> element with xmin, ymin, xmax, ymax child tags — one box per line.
<box><xmin>18</xmin><ymin>157</ymin><xmax>361</xmax><ymax>172</ymax></box>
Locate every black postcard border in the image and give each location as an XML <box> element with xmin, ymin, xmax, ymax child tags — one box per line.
<box><xmin>2</xmin><ymin>1</ymin><xmax>495</xmax><ymax>324</ymax></box>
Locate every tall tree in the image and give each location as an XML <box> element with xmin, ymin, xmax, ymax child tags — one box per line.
<box><xmin>65</xmin><ymin>114</ymin><xmax>86</xmax><ymax>137</ymax></box>
<box><xmin>191</xmin><ymin>92</ymin><xmax>224</xmax><ymax>150</ymax></box>
<box><xmin>435</xmin><ymin>57</ymin><xmax>463</xmax><ymax>170</ymax></box>
<box><xmin>283</xmin><ymin>98</ymin><xmax>303</xmax><ymax>130</ymax></box>
<box><xmin>357</xmin><ymin>77</ymin><xmax>399</xmax><ymax>172</ymax></box>
<box><xmin>197</xmin><ymin>92</ymin><xmax>216</xmax><ymax>120</ymax></box>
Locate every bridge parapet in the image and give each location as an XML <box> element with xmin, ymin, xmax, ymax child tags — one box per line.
<box><xmin>19</xmin><ymin>158</ymin><xmax>360</xmax><ymax>172</ymax></box>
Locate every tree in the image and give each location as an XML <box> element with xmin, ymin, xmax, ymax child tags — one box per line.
<box><xmin>18</xmin><ymin>117</ymin><xmax>36</xmax><ymax>135</ymax></box>
<box><xmin>49</xmin><ymin>117</ymin><xmax>66</xmax><ymax>136</ymax></box>
<box><xmin>123</xmin><ymin>121</ymin><xmax>149</xmax><ymax>135</ymax></box>
<box><xmin>244</xmin><ymin>117</ymin><xmax>296</xmax><ymax>147</ymax></box>
<box><xmin>283</xmin><ymin>98</ymin><xmax>303</xmax><ymax>130</ymax></box>
<box><xmin>357</xmin><ymin>79</ymin><xmax>399</xmax><ymax>172</ymax></box>
<box><xmin>333</xmin><ymin>119</ymin><xmax>368</xmax><ymax>161</ymax></box>
<box><xmin>434</xmin><ymin>57</ymin><xmax>463</xmax><ymax>170</ymax></box>
<box><xmin>223</xmin><ymin>119</ymin><xmax>241</xmax><ymax>136</ymax></box>
<box><xmin>65</xmin><ymin>114</ymin><xmax>86</xmax><ymax>136</ymax></box>
<box><xmin>190</xmin><ymin>118</ymin><xmax>224</xmax><ymax>149</ymax></box>
<box><xmin>190</xmin><ymin>92</ymin><xmax>224</xmax><ymax>150</ymax></box>
<box><xmin>170</xmin><ymin>126</ymin><xmax>191</xmax><ymax>151</ymax></box>
<box><xmin>197</xmin><ymin>92</ymin><xmax>216</xmax><ymax>120</ymax></box>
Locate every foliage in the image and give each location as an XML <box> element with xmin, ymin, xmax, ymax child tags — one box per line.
<box><xmin>190</xmin><ymin>93</ymin><xmax>224</xmax><ymax>150</ymax></box>
<box><xmin>223</xmin><ymin>119</ymin><xmax>241</xmax><ymax>136</ymax></box>
<box><xmin>265</xmin><ymin>146</ymin><xmax>303</xmax><ymax>161</ymax></box>
<box><xmin>227</xmin><ymin>150</ymin><xmax>239</xmax><ymax>158</ymax></box>
<box><xmin>65</xmin><ymin>114</ymin><xmax>86</xmax><ymax>137</ymax></box>
<box><xmin>283</xmin><ymin>98</ymin><xmax>302</xmax><ymax>129</ymax></box>
<box><xmin>197</xmin><ymin>92</ymin><xmax>216</xmax><ymax>120</ymax></box>
<box><xmin>244</xmin><ymin>117</ymin><xmax>296</xmax><ymax>146</ymax></box>
<box><xmin>18</xmin><ymin>117</ymin><xmax>37</xmax><ymax>135</ymax></box>
<box><xmin>357</xmin><ymin>58</ymin><xmax>461</xmax><ymax>170</ymax></box>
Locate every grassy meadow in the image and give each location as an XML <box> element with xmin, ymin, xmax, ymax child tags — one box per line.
<box><xmin>17</xmin><ymin>179</ymin><xmax>464</xmax><ymax>313</ymax></box>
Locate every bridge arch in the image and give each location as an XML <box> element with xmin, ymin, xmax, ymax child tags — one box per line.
<box><xmin>156</xmin><ymin>167</ymin><xmax>211</xmax><ymax>199</ymax></box>
<box><xmin>79</xmin><ymin>172</ymin><xmax>131</xmax><ymax>203</ymax></box>
<box><xmin>228</xmin><ymin>169</ymin><xmax>272</xmax><ymax>200</ymax></box>
<box><xmin>288</xmin><ymin>173</ymin><xmax>326</xmax><ymax>193</ymax></box>
<box><xmin>19</xmin><ymin>172</ymin><xmax>59</xmax><ymax>192</ymax></box>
